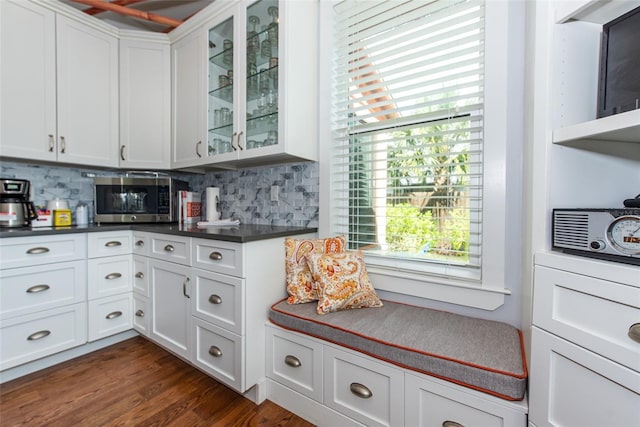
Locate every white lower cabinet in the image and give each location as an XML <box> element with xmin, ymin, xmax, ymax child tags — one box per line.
<box><xmin>149</xmin><ymin>258</ymin><xmax>191</xmax><ymax>360</ymax></box>
<box><xmin>132</xmin><ymin>293</ymin><xmax>149</xmax><ymax>336</ymax></box>
<box><xmin>266</xmin><ymin>323</ymin><xmax>528</xmax><ymax>427</ymax></box>
<box><xmin>0</xmin><ymin>303</ymin><xmax>87</xmax><ymax>370</ymax></box>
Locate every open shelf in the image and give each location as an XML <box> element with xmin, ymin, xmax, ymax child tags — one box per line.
<box><xmin>555</xmin><ymin>0</ymin><xmax>640</xmax><ymax>24</ymax></box>
<box><xmin>552</xmin><ymin>109</ymin><xmax>640</xmax><ymax>145</ymax></box>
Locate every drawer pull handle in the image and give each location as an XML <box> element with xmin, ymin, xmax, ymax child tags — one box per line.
<box><xmin>105</xmin><ymin>241</ymin><xmax>122</xmax><ymax>247</ymax></box>
<box><xmin>183</xmin><ymin>277</ymin><xmax>190</xmax><ymax>298</ymax></box>
<box><xmin>26</xmin><ymin>284</ymin><xmax>50</xmax><ymax>293</ymax></box>
<box><xmin>27</xmin><ymin>330</ymin><xmax>50</xmax><ymax>341</ymax></box>
<box><xmin>209</xmin><ymin>294</ymin><xmax>222</xmax><ymax>304</ymax></box>
<box><xmin>135</xmin><ymin>272</ymin><xmax>144</xmax><ymax>279</ymax></box>
<box><xmin>105</xmin><ymin>272</ymin><xmax>122</xmax><ymax>280</ymax></box>
<box><xmin>443</xmin><ymin>422</ymin><xmax>465</xmax><ymax>427</ymax></box>
<box><xmin>209</xmin><ymin>251</ymin><xmax>223</xmax><ymax>261</ymax></box>
<box><xmin>628</xmin><ymin>323</ymin><xmax>640</xmax><ymax>344</ymax></box>
<box><xmin>209</xmin><ymin>346</ymin><xmax>223</xmax><ymax>357</ymax></box>
<box><xmin>135</xmin><ymin>310</ymin><xmax>145</xmax><ymax>317</ymax></box>
<box><xmin>136</xmin><ymin>240</ymin><xmax>145</xmax><ymax>247</ymax></box>
<box><xmin>164</xmin><ymin>244</ymin><xmax>175</xmax><ymax>252</ymax></box>
<box><xmin>350</xmin><ymin>383</ymin><xmax>372</xmax><ymax>399</ymax></box>
<box><xmin>26</xmin><ymin>247</ymin><xmax>50</xmax><ymax>255</ymax></box>
<box><xmin>284</xmin><ymin>355</ymin><xmax>301</xmax><ymax>368</ymax></box>
<box><xmin>106</xmin><ymin>311</ymin><xmax>122</xmax><ymax>320</ymax></box>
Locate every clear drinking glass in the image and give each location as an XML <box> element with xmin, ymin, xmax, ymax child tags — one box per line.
<box><xmin>247</xmin><ymin>16</ymin><xmax>260</xmax><ymax>55</ymax></box>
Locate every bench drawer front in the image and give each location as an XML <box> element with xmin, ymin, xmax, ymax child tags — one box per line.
<box><xmin>267</xmin><ymin>324</ymin><xmax>323</xmax><ymax>402</ymax></box>
<box><xmin>324</xmin><ymin>346</ymin><xmax>404</xmax><ymax>427</ymax></box>
<box><xmin>1</xmin><ymin>260</ymin><xmax>86</xmax><ymax>320</ymax></box>
<box><xmin>0</xmin><ymin>303</ymin><xmax>87</xmax><ymax>370</ymax></box>
<box><xmin>533</xmin><ymin>265</ymin><xmax>640</xmax><ymax>371</ymax></box>
<box><xmin>192</xmin><ymin>238</ymin><xmax>243</xmax><ymax>277</ymax></box>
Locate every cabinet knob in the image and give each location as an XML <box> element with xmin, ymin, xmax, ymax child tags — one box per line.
<box><xmin>105</xmin><ymin>272</ymin><xmax>122</xmax><ymax>280</ymax></box>
<box><xmin>284</xmin><ymin>355</ymin><xmax>301</xmax><ymax>368</ymax></box>
<box><xmin>136</xmin><ymin>240</ymin><xmax>145</xmax><ymax>247</ymax></box>
<box><xmin>135</xmin><ymin>272</ymin><xmax>144</xmax><ymax>279</ymax></box>
<box><xmin>105</xmin><ymin>241</ymin><xmax>122</xmax><ymax>247</ymax></box>
<box><xmin>26</xmin><ymin>247</ymin><xmax>50</xmax><ymax>255</ymax></box>
<box><xmin>349</xmin><ymin>382</ymin><xmax>372</xmax><ymax>399</ymax></box>
<box><xmin>196</xmin><ymin>141</ymin><xmax>202</xmax><ymax>158</ymax></box>
<box><xmin>106</xmin><ymin>311</ymin><xmax>122</xmax><ymax>320</ymax></box>
<box><xmin>164</xmin><ymin>244</ymin><xmax>174</xmax><ymax>252</ymax></box>
<box><xmin>27</xmin><ymin>330</ymin><xmax>51</xmax><ymax>341</ymax></box>
<box><xmin>135</xmin><ymin>309</ymin><xmax>145</xmax><ymax>317</ymax></box>
<box><xmin>26</xmin><ymin>284</ymin><xmax>50</xmax><ymax>293</ymax></box>
<box><xmin>442</xmin><ymin>422</ymin><xmax>465</xmax><ymax>427</ymax></box>
<box><xmin>209</xmin><ymin>346</ymin><xmax>223</xmax><ymax>357</ymax></box>
<box><xmin>628</xmin><ymin>323</ymin><xmax>640</xmax><ymax>344</ymax></box>
<box><xmin>209</xmin><ymin>294</ymin><xmax>222</xmax><ymax>304</ymax></box>
<box><xmin>209</xmin><ymin>251</ymin><xmax>223</xmax><ymax>261</ymax></box>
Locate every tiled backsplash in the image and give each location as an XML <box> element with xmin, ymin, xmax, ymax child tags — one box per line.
<box><xmin>0</xmin><ymin>161</ymin><xmax>319</xmax><ymax>227</ymax></box>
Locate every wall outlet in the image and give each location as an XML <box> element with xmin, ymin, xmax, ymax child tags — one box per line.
<box><xmin>270</xmin><ymin>185</ymin><xmax>279</xmax><ymax>201</ymax></box>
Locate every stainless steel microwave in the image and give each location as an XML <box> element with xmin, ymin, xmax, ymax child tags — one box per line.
<box><xmin>94</xmin><ymin>177</ymin><xmax>188</xmax><ymax>223</ymax></box>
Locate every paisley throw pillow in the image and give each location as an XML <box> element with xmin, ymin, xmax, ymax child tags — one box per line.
<box><xmin>285</xmin><ymin>235</ymin><xmax>346</xmax><ymax>304</ymax></box>
<box><xmin>305</xmin><ymin>250</ymin><xmax>383</xmax><ymax>315</ymax></box>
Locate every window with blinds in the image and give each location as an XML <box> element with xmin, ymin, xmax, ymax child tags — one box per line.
<box><xmin>331</xmin><ymin>0</ymin><xmax>485</xmax><ymax>278</ymax></box>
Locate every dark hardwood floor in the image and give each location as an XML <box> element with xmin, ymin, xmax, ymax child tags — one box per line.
<box><xmin>0</xmin><ymin>336</ymin><xmax>314</xmax><ymax>427</ymax></box>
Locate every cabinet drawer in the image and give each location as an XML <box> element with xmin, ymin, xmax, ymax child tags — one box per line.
<box><xmin>192</xmin><ymin>317</ymin><xmax>243</xmax><ymax>392</ymax></box>
<box><xmin>88</xmin><ymin>293</ymin><xmax>132</xmax><ymax>342</ymax></box>
<box><xmin>533</xmin><ymin>265</ymin><xmax>640</xmax><ymax>371</ymax></box>
<box><xmin>0</xmin><ymin>234</ymin><xmax>86</xmax><ymax>269</ymax></box>
<box><xmin>0</xmin><ymin>260</ymin><xmax>86</xmax><ymax>320</ymax></box>
<box><xmin>266</xmin><ymin>324</ymin><xmax>323</xmax><ymax>402</ymax></box>
<box><xmin>529</xmin><ymin>327</ymin><xmax>640</xmax><ymax>427</ymax></box>
<box><xmin>87</xmin><ymin>231</ymin><xmax>132</xmax><ymax>258</ymax></box>
<box><xmin>192</xmin><ymin>238</ymin><xmax>243</xmax><ymax>277</ymax></box>
<box><xmin>133</xmin><ymin>294</ymin><xmax>149</xmax><ymax>337</ymax></box>
<box><xmin>405</xmin><ymin>373</ymin><xmax>526</xmax><ymax>427</ymax></box>
<box><xmin>133</xmin><ymin>255</ymin><xmax>149</xmax><ymax>297</ymax></box>
<box><xmin>132</xmin><ymin>232</ymin><xmax>149</xmax><ymax>256</ymax></box>
<box><xmin>149</xmin><ymin>233</ymin><xmax>191</xmax><ymax>265</ymax></box>
<box><xmin>87</xmin><ymin>255</ymin><xmax>132</xmax><ymax>300</ymax></box>
<box><xmin>192</xmin><ymin>268</ymin><xmax>243</xmax><ymax>335</ymax></box>
<box><xmin>324</xmin><ymin>346</ymin><xmax>404</xmax><ymax>427</ymax></box>
<box><xmin>0</xmin><ymin>303</ymin><xmax>87</xmax><ymax>370</ymax></box>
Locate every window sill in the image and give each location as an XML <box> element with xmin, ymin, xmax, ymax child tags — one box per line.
<box><xmin>367</xmin><ymin>265</ymin><xmax>510</xmax><ymax>311</ymax></box>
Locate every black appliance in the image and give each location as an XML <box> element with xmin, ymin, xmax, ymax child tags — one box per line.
<box><xmin>0</xmin><ymin>178</ymin><xmax>37</xmax><ymax>227</ymax></box>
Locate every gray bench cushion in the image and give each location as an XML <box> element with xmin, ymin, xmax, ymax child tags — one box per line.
<box><xmin>269</xmin><ymin>299</ymin><xmax>527</xmax><ymax>401</ymax></box>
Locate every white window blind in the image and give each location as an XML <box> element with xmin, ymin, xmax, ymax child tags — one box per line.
<box><xmin>331</xmin><ymin>0</ymin><xmax>485</xmax><ymax>279</ymax></box>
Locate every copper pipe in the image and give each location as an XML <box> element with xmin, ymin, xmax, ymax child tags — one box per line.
<box><xmin>70</xmin><ymin>0</ymin><xmax>183</xmax><ymax>28</ymax></box>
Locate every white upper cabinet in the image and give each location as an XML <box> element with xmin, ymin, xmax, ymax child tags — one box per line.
<box><xmin>119</xmin><ymin>36</ymin><xmax>171</xmax><ymax>169</ymax></box>
<box><xmin>0</xmin><ymin>0</ymin><xmax>57</xmax><ymax>162</ymax></box>
<box><xmin>0</xmin><ymin>0</ymin><xmax>119</xmax><ymax>168</ymax></box>
<box><xmin>171</xmin><ymin>0</ymin><xmax>319</xmax><ymax>170</ymax></box>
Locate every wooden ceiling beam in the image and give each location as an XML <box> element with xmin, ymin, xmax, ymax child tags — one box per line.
<box><xmin>70</xmin><ymin>0</ymin><xmax>184</xmax><ymax>28</ymax></box>
<box><xmin>83</xmin><ymin>0</ymin><xmax>146</xmax><ymax>16</ymax></box>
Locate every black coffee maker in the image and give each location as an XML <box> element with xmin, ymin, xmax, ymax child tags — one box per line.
<box><xmin>0</xmin><ymin>178</ymin><xmax>38</xmax><ymax>227</ymax></box>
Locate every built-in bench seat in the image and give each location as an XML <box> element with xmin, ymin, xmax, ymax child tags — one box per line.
<box><xmin>269</xmin><ymin>298</ymin><xmax>527</xmax><ymax>401</ymax></box>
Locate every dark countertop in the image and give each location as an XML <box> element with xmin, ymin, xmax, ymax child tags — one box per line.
<box><xmin>0</xmin><ymin>223</ymin><xmax>317</xmax><ymax>243</ymax></box>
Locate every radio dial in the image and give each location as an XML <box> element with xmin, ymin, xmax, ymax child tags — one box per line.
<box><xmin>589</xmin><ymin>240</ymin><xmax>605</xmax><ymax>251</ymax></box>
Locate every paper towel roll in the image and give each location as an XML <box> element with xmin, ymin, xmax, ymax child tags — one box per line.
<box><xmin>206</xmin><ymin>187</ymin><xmax>221</xmax><ymax>222</ymax></box>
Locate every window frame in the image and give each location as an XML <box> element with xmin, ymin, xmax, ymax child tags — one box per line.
<box><xmin>318</xmin><ymin>0</ymin><xmax>524</xmax><ymax>310</ymax></box>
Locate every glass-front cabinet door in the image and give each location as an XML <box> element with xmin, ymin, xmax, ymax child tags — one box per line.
<box><xmin>208</xmin><ymin>17</ymin><xmax>236</xmax><ymax>159</ymax></box>
<box><xmin>245</xmin><ymin>0</ymin><xmax>279</xmax><ymax>154</ymax></box>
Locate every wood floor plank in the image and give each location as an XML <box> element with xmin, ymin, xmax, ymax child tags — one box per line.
<box><xmin>0</xmin><ymin>336</ymin><xmax>314</xmax><ymax>427</ymax></box>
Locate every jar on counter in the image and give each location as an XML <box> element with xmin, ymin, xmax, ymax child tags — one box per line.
<box><xmin>75</xmin><ymin>202</ymin><xmax>89</xmax><ymax>226</ymax></box>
